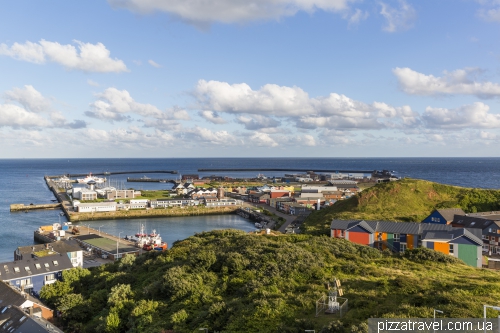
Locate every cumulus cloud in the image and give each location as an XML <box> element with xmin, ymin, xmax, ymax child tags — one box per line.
<box><xmin>249</xmin><ymin>132</ymin><xmax>279</xmax><ymax>147</ymax></box>
<box><xmin>108</xmin><ymin>0</ymin><xmax>351</xmax><ymax>25</ymax></box>
<box><xmin>1</xmin><ymin>85</ymin><xmax>87</xmax><ymax>129</ymax></box>
<box><xmin>0</xmin><ymin>40</ymin><xmax>128</xmax><ymax>73</ymax></box>
<box><xmin>183</xmin><ymin>126</ymin><xmax>236</xmax><ymax>145</ymax></box>
<box><xmin>0</xmin><ymin>104</ymin><xmax>51</xmax><ymax>128</ymax></box>
<box><xmin>379</xmin><ymin>0</ymin><xmax>416</xmax><ymax>32</ymax></box>
<box><xmin>199</xmin><ymin>110</ymin><xmax>227</xmax><ymax>124</ymax></box>
<box><xmin>422</xmin><ymin>102</ymin><xmax>500</xmax><ymax>129</ymax></box>
<box><xmin>393</xmin><ymin>67</ymin><xmax>500</xmax><ymax>98</ymax></box>
<box><xmin>84</xmin><ymin>127</ymin><xmax>174</xmax><ymax>148</ymax></box>
<box><xmin>236</xmin><ymin>115</ymin><xmax>280</xmax><ymax>130</ymax></box>
<box><xmin>86</xmin><ymin>88</ymin><xmax>163</xmax><ymax>121</ymax></box>
<box><xmin>194</xmin><ymin>79</ymin><xmax>417</xmax><ymax>130</ymax></box>
<box><xmin>476</xmin><ymin>0</ymin><xmax>500</xmax><ymax>22</ymax></box>
<box><xmin>148</xmin><ymin>59</ymin><xmax>162</xmax><ymax>68</ymax></box>
<box><xmin>4</xmin><ymin>85</ymin><xmax>51</xmax><ymax>113</ymax></box>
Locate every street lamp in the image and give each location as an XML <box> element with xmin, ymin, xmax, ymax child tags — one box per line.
<box><xmin>198</xmin><ymin>328</ymin><xmax>208</xmax><ymax>333</ymax></box>
<box><xmin>433</xmin><ymin>309</ymin><xmax>443</xmax><ymax>333</ymax></box>
<box><xmin>98</xmin><ymin>225</ymin><xmax>104</xmax><ymax>236</ymax></box>
<box><xmin>483</xmin><ymin>305</ymin><xmax>500</xmax><ymax>333</ymax></box>
<box><xmin>116</xmin><ymin>232</ymin><xmax>123</xmax><ymax>260</ymax></box>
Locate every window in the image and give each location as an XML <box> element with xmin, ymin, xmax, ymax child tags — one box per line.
<box><xmin>21</xmin><ymin>278</ymin><xmax>31</xmax><ymax>285</ymax></box>
<box><xmin>35</xmin><ymin>263</ymin><xmax>41</xmax><ymax>270</ymax></box>
<box><xmin>470</xmin><ymin>222</ymin><xmax>476</xmax><ymax>226</ymax></box>
<box><xmin>45</xmin><ymin>274</ymin><xmax>55</xmax><ymax>281</ymax></box>
<box><xmin>3</xmin><ymin>265</ymin><xmax>9</xmax><ymax>273</ymax></box>
<box><xmin>52</xmin><ymin>260</ymin><xmax>58</xmax><ymax>266</ymax></box>
<box><xmin>13</xmin><ymin>267</ymin><xmax>20</xmax><ymax>273</ymax></box>
<box><xmin>24</xmin><ymin>266</ymin><xmax>30</xmax><ymax>272</ymax></box>
<box><xmin>394</xmin><ymin>233</ymin><xmax>400</xmax><ymax>242</ymax></box>
<box><xmin>400</xmin><ymin>243</ymin><xmax>407</xmax><ymax>252</ymax></box>
<box><xmin>490</xmin><ymin>228</ymin><xmax>493</xmax><ymax>233</ymax></box>
<box><xmin>44</xmin><ymin>263</ymin><xmax>49</xmax><ymax>268</ymax></box>
<box><xmin>486</xmin><ymin>236</ymin><xmax>490</xmax><ymax>240</ymax></box>
<box><xmin>449</xmin><ymin>244</ymin><xmax>454</xmax><ymax>254</ymax></box>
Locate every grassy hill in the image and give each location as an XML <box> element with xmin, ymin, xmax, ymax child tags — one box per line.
<box><xmin>302</xmin><ymin>178</ymin><xmax>500</xmax><ymax>235</ymax></box>
<box><xmin>41</xmin><ymin>230</ymin><xmax>500</xmax><ymax>333</ymax></box>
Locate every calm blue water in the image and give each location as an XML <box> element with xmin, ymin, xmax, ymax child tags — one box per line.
<box><xmin>0</xmin><ymin>158</ymin><xmax>499</xmax><ymax>262</ymax></box>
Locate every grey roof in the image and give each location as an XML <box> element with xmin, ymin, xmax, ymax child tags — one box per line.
<box><xmin>0</xmin><ymin>306</ymin><xmax>54</xmax><ymax>333</ymax></box>
<box><xmin>332</xmin><ymin>219</ymin><xmax>457</xmax><ymax>234</ymax></box>
<box><xmin>0</xmin><ymin>282</ymin><xmax>27</xmax><ymax>308</ymax></box>
<box><xmin>331</xmin><ymin>219</ymin><xmax>360</xmax><ymax>230</ymax></box>
<box><xmin>422</xmin><ymin>228</ymin><xmax>482</xmax><ymax>245</ymax></box>
<box><xmin>16</xmin><ymin>239</ymin><xmax>81</xmax><ymax>260</ymax></box>
<box><xmin>451</xmin><ymin>215</ymin><xmax>497</xmax><ymax>229</ymax></box>
<box><xmin>0</xmin><ymin>254</ymin><xmax>73</xmax><ymax>282</ymax></box>
<box><xmin>345</xmin><ymin>220</ymin><xmax>375</xmax><ymax>233</ymax></box>
<box><xmin>435</xmin><ymin>208</ymin><xmax>466</xmax><ymax>222</ymax></box>
<box><xmin>467</xmin><ymin>211</ymin><xmax>500</xmax><ymax>220</ymax></box>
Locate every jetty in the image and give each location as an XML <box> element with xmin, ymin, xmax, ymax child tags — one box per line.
<box><xmin>10</xmin><ymin>203</ymin><xmax>62</xmax><ymax>212</ymax></box>
<box><xmin>50</xmin><ymin>170</ymin><xmax>178</xmax><ymax>178</ymax></box>
<box><xmin>127</xmin><ymin>177</ymin><xmax>176</xmax><ymax>183</ymax></box>
<box><xmin>198</xmin><ymin>168</ymin><xmax>374</xmax><ymax>173</ymax></box>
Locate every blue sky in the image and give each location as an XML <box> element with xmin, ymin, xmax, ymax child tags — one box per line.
<box><xmin>1</xmin><ymin>0</ymin><xmax>500</xmax><ymax>157</ymax></box>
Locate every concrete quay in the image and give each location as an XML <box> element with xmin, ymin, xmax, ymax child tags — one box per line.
<box><xmin>10</xmin><ymin>203</ymin><xmax>62</xmax><ymax>212</ymax></box>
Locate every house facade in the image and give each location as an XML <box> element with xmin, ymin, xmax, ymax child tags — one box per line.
<box><xmin>14</xmin><ymin>240</ymin><xmax>83</xmax><ymax>268</ymax></box>
<box><xmin>421</xmin><ymin>208</ymin><xmax>466</xmax><ymax>224</ymax></box>
<box><xmin>0</xmin><ymin>255</ymin><xmax>74</xmax><ymax>296</ymax></box>
<box><xmin>330</xmin><ymin>219</ymin><xmax>482</xmax><ymax>267</ymax></box>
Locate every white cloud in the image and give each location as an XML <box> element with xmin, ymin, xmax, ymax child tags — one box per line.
<box><xmin>0</xmin><ymin>104</ymin><xmax>51</xmax><ymax>128</ymax></box>
<box><xmin>249</xmin><ymin>132</ymin><xmax>279</xmax><ymax>147</ymax></box>
<box><xmin>4</xmin><ymin>85</ymin><xmax>51</xmax><ymax>113</ymax></box>
<box><xmin>480</xmin><ymin>131</ymin><xmax>499</xmax><ymax>140</ymax></box>
<box><xmin>195</xmin><ymin>79</ymin><xmax>417</xmax><ymax>130</ymax></box>
<box><xmin>236</xmin><ymin>115</ymin><xmax>280</xmax><ymax>130</ymax></box>
<box><xmin>86</xmin><ymin>88</ymin><xmax>163</xmax><ymax>121</ymax></box>
<box><xmin>0</xmin><ymin>40</ymin><xmax>128</xmax><ymax>73</ymax></box>
<box><xmin>84</xmin><ymin>127</ymin><xmax>174</xmax><ymax>148</ymax></box>
<box><xmin>476</xmin><ymin>0</ymin><xmax>500</xmax><ymax>22</ymax></box>
<box><xmin>87</xmin><ymin>79</ymin><xmax>100</xmax><ymax>87</ymax></box>
<box><xmin>346</xmin><ymin>8</ymin><xmax>369</xmax><ymax>26</ymax></box>
<box><xmin>148</xmin><ymin>59</ymin><xmax>162</xmax><ymax>68</ymax></box>
<box><xmin>379</xmin><ymin>0</ymin><xmax>416</xmax><ymax>32</ymax></box>
<box><xmin>422</xmin><ymin>102</ymin><xmax>500</xmax><ymax>129</ymax></box>
<box><xmin>393</xmin><ymin>67</ymin><xmax>500</xmax><ymax>98</ymax></box>
<box><xmin>183</xmin><ymin>126</ymin><xmax>236</xmax><ymax>145</ymax></box>
<box><xmin>108</xmin><ymin>0</ymin><xmax>351</xmax><ymax>25</ymax></box>
<box><xmin>199</xmin><ymin>110</ymin><xmax>227</xmax><ymax>124</ymax></box>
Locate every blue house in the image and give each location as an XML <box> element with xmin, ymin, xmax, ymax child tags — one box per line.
<box><xmin>0</xmin><ymin>254</ymin><xmax>73</xmax><ymax>297</ymax></box>
<box><xmin>422</xmin><ymin>208</ymin><xmax>465</xmax><ymax>224</ymax></box>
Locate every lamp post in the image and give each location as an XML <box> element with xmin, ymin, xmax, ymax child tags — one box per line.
<box><xmin>483</xmin><ymin>305</ymin><xmax>500</xmax><ymax>333</ymax></box>
<box><xmin>116</xmin><ymin>231</ymin><xmax>123</xmax><ymax>260</ymax></box>
<box><xmin>98</xmin><ymin>225</ymin><xmax>104</xmax><ymax>236</ymax></box>
<box><xmin>433</xmin><ymin>309</ymin><xmax>443</xmax><ymax>333</ymax></box>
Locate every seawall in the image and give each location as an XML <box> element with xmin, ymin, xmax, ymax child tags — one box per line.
<box><xmin>68</xmin><ymin>206</ymin><xmax>239</xmax><ymax>222</ymax></box>
<box><xmin>10</xmin><ymin>203</ymin><xmax>62</xmax><ymax>211</ymax></box>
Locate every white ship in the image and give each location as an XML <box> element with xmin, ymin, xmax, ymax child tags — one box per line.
<box><xmin>77</xmin><ymin>173</ymin><xmax>106</xmax><ymax>184</ymax></box>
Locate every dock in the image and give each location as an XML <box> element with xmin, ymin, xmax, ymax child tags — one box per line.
<box><xmin>127</xmin><ymin>177</ymin><xmax>176</xmax><ymax>183</ymax></box>
<box><xmin>46</xmin><ymin>170</ymin><xmax>178</xmax><ymax>179</ymax></box>
<box><xmin>10</xmin><ymin>203</ymin><xmax>62</xmax><ymax>212</ymax></box>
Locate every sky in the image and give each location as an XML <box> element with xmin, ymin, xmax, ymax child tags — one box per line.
<box><xmin>1</xmin><ymin>0</ymin><xmax>500</xmax><ymax>158</ymax></box>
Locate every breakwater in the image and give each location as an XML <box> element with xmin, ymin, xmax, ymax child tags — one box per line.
<box><xmin>198</xmin><ymin>168</ymin><xmax>374</xmax><ymax>173</ymax></box>
<box><xmin>70</xmin><ymin>206</ymin><xmax>240</xmax><ymax>222</ymax></box>
<box><xmin>10</xmin><ymin>203</ymin><xmax>62</xmax><ymax>211</ymax></box>
<box><xmin>127</xmin><ymin>178</ymin><xmax>176</xmax><ymax>183</ymax></box>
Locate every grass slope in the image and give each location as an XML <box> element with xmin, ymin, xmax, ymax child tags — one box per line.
<box><xmin>302</xmin><ymin>178</ymin><xmax>500</xmax><ymax>235</ymax></box>
<box><xmin>42</xmin><ymin>230</ymin><xmax>500</xmax><ymax>333</ymax></box>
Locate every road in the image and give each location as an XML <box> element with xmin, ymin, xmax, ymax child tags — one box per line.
<box><xmin>243</xmin><ymin>202</ymin><xmax>297</xmax><ymax>233</ymax></box>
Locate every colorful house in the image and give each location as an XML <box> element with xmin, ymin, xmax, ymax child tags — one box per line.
<box><xmin>330</xmin><ymin>219</ymin><xmax>482</xmax><ymax>267</ymax></box>
<box><xmin>421</xmin><ymin>228</ymin><xmax>482</xmax><ymax>267</ymax></box>
<box><xmin>451</xmin><ymin>215</ymin><xmax>500</xmax><ymax>255</ymax></box>
<box><xmin>421</xmin><ymin>208</ymin><xmax>465</xmax><ymax>224</ymax></box>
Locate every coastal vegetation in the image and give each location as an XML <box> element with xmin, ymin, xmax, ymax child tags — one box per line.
<box><xmin>41</xmin><ymin>230</ymin><xmax>500</xmax><ymax>333</ymax></box>
<box><xmin>302</xmin><ymin>178</ymin><xmax>500</xmax><ymax>235</ymax></box>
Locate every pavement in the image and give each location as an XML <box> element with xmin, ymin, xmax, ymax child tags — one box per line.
<box><xmin>243</xmin><ymin>202</ymin><xmax>297</xmax><ymax>233</ymax></box>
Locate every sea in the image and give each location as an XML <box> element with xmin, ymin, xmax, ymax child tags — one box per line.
<box><xmin>0</xmin><ymin>157</ymin><xmax>499</xmax><ymax>263</ymax></box>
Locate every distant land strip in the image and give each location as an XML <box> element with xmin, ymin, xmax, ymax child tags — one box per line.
<box><xmin>197</xmin><ymin>168</ymin><xmax>375</xmax><ymax>173</ymax></box>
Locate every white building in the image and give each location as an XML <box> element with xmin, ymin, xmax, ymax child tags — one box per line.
<box><xmin>72</xmin><ymin>188</ymin><xmax>97</xmax><ymax>200</ymax></box>
<box><xmin>130</xmin><ymin>199</ymin><xmax>149</xmax><ymax>209</ymax></box>
<box><xmin>151</xmin><ymin>198</ymin><xmax>200</xmax><ymax>208</ymax></box>
<box><xmin>77</xmin><ymin>202</ymin><xmax>117</xmax><ymax>213</ymax></box>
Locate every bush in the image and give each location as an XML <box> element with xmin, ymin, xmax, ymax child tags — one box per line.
<box><xmin>403</xmin><ymin>248</ymin><xmax>462</xmax><ymax>264</ymax></box>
